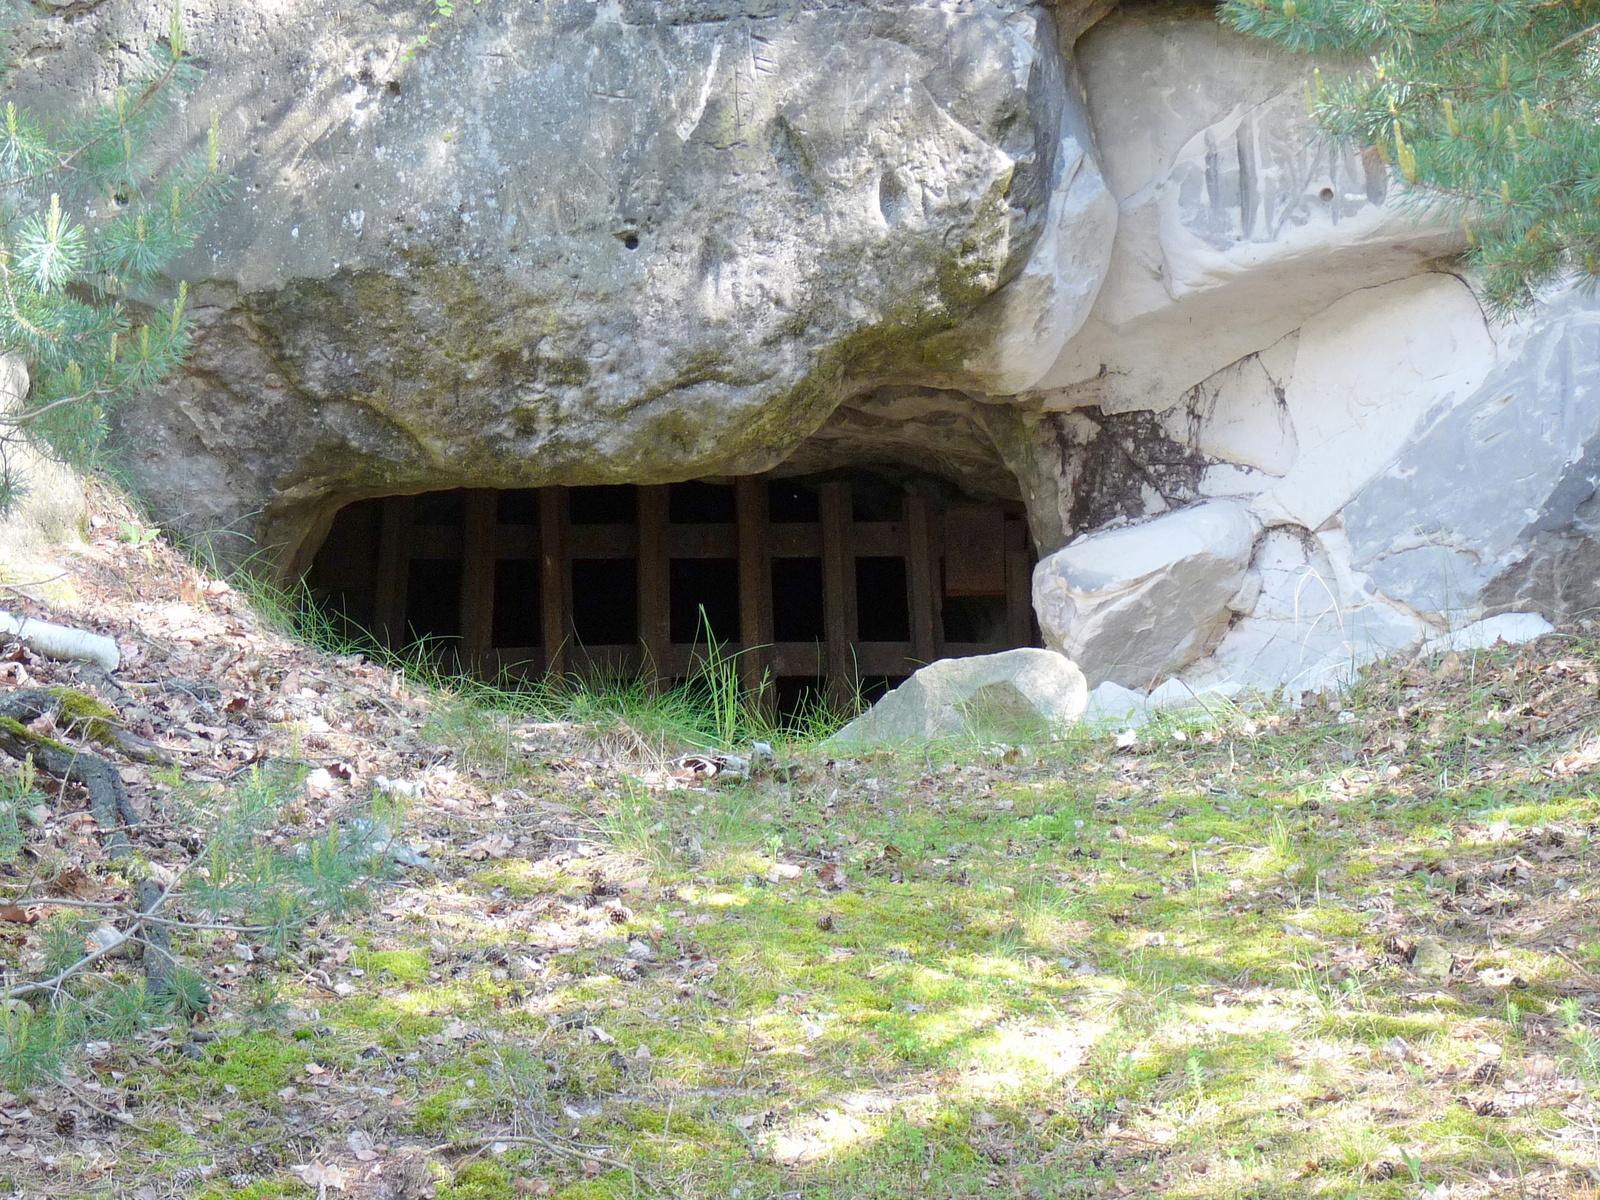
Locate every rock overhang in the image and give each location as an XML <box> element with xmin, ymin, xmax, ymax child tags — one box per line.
<box><xmin>8</xmin><ymin>0</ymin><xmax>1119</xmax><ymax>564</ymax></box>
<box><xmin>11</xmin><ymin>0</ymin><xmax>1600</xmax><ymax>700</ymax></box>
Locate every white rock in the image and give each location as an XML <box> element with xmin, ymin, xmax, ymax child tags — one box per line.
<box><xmin>1168</xmin><ymin>336</ymin><xmax>1299</xmax><ymax>476</ymax></box>
<box><xmin>960</xmin><ymin>32</ymin><xmax>1118</xmax><ymax>393</ymax></box>
<box><xmin>1417</xmin><ymin>614</ymin><xmax>1554</xmax><ymax>658</ymax></box>
<box><xmin>1033</xmin><ymin>500</ymin><xmax>1258</xmax><ymax>687</ymax></box>
<box><xmin>1262</xmin><ymin>275</ymin><xmax>1495</xmax><ymax>531</ymax></box>
<box><xmin>1036</xmin><ymin>10</ymin><xmax>1462</xmax><ymax>416</ymax></box>
<box><xmin>1081</xmin><ymin>678</ymin><xmax>1243</xmax><ymax>730</ymax></box>
<box><xmin>1202</xmin><ymin>526</ymin><xmax>1425</xmax><ymax>696</ymax></box>
<box><xmin>1346</xmin><ymin>286</ymin><xmax>1600</xmax><ymax>619</ymax></box>
<box><xmin>1080</xmin><ymin>681</ymin><xmax>1149</xmax><ymax>728</ymax></box>
<box><xmin>825</xmin><ymin>649</ymin><xmax>1088</xmax><ymax>747</ymax></box>
<box><xmin>1145</xmin><ymin>679</ymin><xmax>1242</xmax><ymax>713</ymax></box>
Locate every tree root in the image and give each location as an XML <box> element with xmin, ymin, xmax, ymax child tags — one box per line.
<box><xmin>0</xmin><ymin>688</ymin><xmax>138</xmax><ymax>860</ymax></box>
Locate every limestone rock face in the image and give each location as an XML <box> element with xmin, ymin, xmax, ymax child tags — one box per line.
<box><xmin>1197</xmin><ymin>527</ymin><xmax>1425</xmax><ymax>697</ymax></box>
<box><xmin>1032</xmin><ymin>499</ymin><xmax>1257</xmax><ymax>687</ymax></box>
<box><xmin>1345</xmin><ymin>289</ymin><xmax>1600</xmax><ymax>620</ymax></box>
<box><xmin>16</xmin><ymin>0</ymin><xmax>1600</xmax><ymax>704</ymax></box>
<box><xmin>1417</xmin><ymin>614</ymin><xmax>1555</xmax><ymax>658</ymax></box>
<box><xmin>827</xmin><ymin>648</ymin><xmax>1088</xmax><ymax>746</ymax></box>
<box><xmin>1037</xmin><ymin>8</ymin><xmax>1462</xmax><ymax>418</ymax></box>
<box><xmin>5</xmin><ymin>0</ymin><xmax>1114</xmax><ymax>560</ymax></box>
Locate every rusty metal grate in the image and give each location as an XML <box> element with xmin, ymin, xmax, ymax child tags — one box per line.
<box><xmin>307</xmin><ymin>475</ymin><xmax>1037</xmax><ymax>704</ymax></box>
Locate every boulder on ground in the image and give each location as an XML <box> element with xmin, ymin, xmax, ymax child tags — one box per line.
<box><xmin>1416</xmin><ymin>613</ymin><xmax>1554</xmax><ymax>659</ymax></box>
<box><xmin>1080</xmin><ymin>681</ymin><xmax>1148</xmax><ymax>727</ymax></box>
<box><xmin>826</xmin><ymin>649</ymin><xmax>1087</xmax><ymax>748</ymax></box>
<box><xmin>1081</xmin><ymin>679</ymin><xmax>1242</xmax><ymax>729</ymax></box>
<box><xmin>1032</xmin><ymin>499</ymin><xmax>1257</xmax><ymax>688</ymax></box>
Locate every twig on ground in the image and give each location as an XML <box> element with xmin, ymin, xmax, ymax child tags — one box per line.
<box><xmin>426</xmin><ymin>1130</ymin><xmax>646</xmax><ymax>1186</ymax></box>
<box><xmin>52</xmin><ymin>1079</ymin><xmax>153</xmax><ymax>1134</ymax></box>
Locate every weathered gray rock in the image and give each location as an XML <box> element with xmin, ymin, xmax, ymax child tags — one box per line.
<box><xmin>1345</xmin><ymin>288</ymin><xmax>1600</xmax><ymax>619</ymax></box>
<box><xmin>1416</xmin><ymin>613</ymin><xmax>1554</xmax><ymax>659</ymax></box>
<box><xmin>1255</xmin><ymin>275</ymin><xmax>1493</xmax><ymax>531</ymax></box>
<box><xmin>1145</xmin><ymin>678</ymin><xmax>1241</xmax><ymax>714</ymax></box>
<box><xmin>1080</xmin><ymin>680</ymin><xmax>1148</xmax><ymax>727</ymax></box>
<box><xmin>1035</xmin><ymin>7</ymin><xmax>1462</xmax><ymax>418</ymax></box>
<box><xmin>826</xmin><ymin>648</ymin><xmax>1087</xmax><ymax>746</ymax></box>
<box><xmin>1080</xmin><ymin>678</ymin><xmax>1240</xmax><ymax>728</ymax></box>
<box><xmin>1193</xmin><ymin>525</ymin><xmax>1424</xmax><ymax>696</ymax></box>
<box><xmin>0</xmin><ymin>0</ymin><xmax>1116</xmax><ymax>565</ymax></box>
<box><xmin>1033</xmin><ymin>499</ymin><xmax>1257</xmax><ymax>687</ymax></box>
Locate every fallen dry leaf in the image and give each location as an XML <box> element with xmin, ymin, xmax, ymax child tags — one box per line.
<box><xmin>462</xmin><ymin>834</ymin><xmax>514</xmax><ymax>860</ymax></box>
<box><xmin>291</xmin><ymin>1161</ymin><xmax>354</xmax><ymax>1192</ymax></box>
<box><xmin>816</xmin><ymin>863</ymin><xmax>847</xmax><ymax>891</ymax></box>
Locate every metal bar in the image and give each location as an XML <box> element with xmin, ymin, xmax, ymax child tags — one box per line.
<box><xmin>736</xmin><ymin>475</ymin><xmax>772</xmax><ymax>706</ymax></box>
<box><xmin>459</xmin><ymin>489</ymin><xmax>497</xmax><ymax>675</ymax></box>
<box><xmin>637</xmin><ymin>484</ymin><xmax>670</xmax><ymax>687</ymax></box>
<box><xmin>767</xmin><ymin>524</ymin><xmax>824</xmax><ymax>557</ymax></box>
<box><xmin>565</xmin><ymin>526</ymin><xmax>641</xmax><ymax>558</ymax></box>
<box><xmin>820</xmin><ymin>479</ymin><xmax>853</xmax><ymax>708</ymax></box>
<box><xmin>668</xmin><ymin>525</ymin><xmax>740</xmax><ymax>558</ymax></box>
<box><xmin>906</xmin><ymin>493</ymin><xmax>936</xmax><ymax>668</ymax></box>
<box><xmin>539</xmin><ymin>487</ymin><xmax>569</xmax><ymax>676</ymax></box>
<box><xmin>1006</xmin><ymin>546</ymin><xmax>1034</xmax><ymax>649</ymax></box>
<box><xmin>372</xmin><ymin>496</ymin><xmax>414</xmax><ymax>650</ymax></box>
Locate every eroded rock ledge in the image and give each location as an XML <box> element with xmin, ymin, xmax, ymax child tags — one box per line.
<box><xmin>11</xmin><ymin>0</ymin><xmax>1598</xmax><ymax>695</ymax></box>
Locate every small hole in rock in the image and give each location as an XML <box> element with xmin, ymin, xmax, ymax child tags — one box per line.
<box><xmin>1319</xmin><ymin>187</ymin><xmax>1335</xmax><ymax>201</ymax></box>
<box><xmin>622</xmin><ymin>233</ymin><xmax>640</xmax><ymax>250</ymax></box>
<box><xmin>386</xmin><ymin>80</ymin><xmax>401</xmax><ymax>96</ymax></box>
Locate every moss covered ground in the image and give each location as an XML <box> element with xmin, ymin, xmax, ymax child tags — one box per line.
<box><xmin>2</xmin><ymin>502</ymin><xmax>1598</xmax><ymax>1199</ymax></box>
<box><xmin>44</xmin><ymin>638</ymin><xmax>1588</xmax><ymax>1200</ymax></box>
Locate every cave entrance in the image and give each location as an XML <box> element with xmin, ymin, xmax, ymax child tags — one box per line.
<box><xmin>306</xmin><ymin>472</ymin><xmax>1037</xmax><ymax>710</ymax></box>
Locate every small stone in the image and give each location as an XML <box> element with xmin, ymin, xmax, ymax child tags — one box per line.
<box><xmin>1411</xmin><ymin>938</ymin><xmax>1453</xmax><ymax>981</ymax></box>
<box><xmin>825</xmin><ymin>649</ymin><xmax>1087</xmax><ymax>747</ymax></box>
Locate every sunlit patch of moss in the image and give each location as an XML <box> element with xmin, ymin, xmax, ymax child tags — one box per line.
<box><xmin>142</xmin><ymin>1120</ymin><xmax>202</xmax><ymax>1153</ymax></box>
<box><xmin>352</xmin><ymin>947</ymin><xmax>431</xmax><ymax>982</ymax></box>
<box><xmin>172</xmin><ymin>1031</ymin><xmax>318</xmax><ymax>1104</ymax></box>
<box><xmin>437</xmin><ymin>1160</ymin><xmax>517</xmax><ymax>1199</ymax></box>
<box><xmin>472</xmin><ymin>858</ymin><xmax>585</xmax><ymax>896</ymax></box>
<box><xmin>194</xmin><ymin>1179</ymin><xmax>311</xmax><ymax>1200</ymax></box>
<box><xmin>379</xmin><ymin>975</ymin><xmax>511</xmax><ymax>1017</ymax></box>
<box><xmin>549</xmin><ymin>1176</ymin><xmax>630</xmax><ymax>1200</ymax></box>
<box><xmin>1288</xmin><ymin>905</ymin><xmax>1365</xmax><ymax>937</ymax></box>
<box><xmin>1491</xmin><ymin>798</ymin><xmax>1600</xmax><ymax>826</ymax></box>
<box><xmin>1317</xmin><ymin>1011</ymin><xmax>1452</xmax><ymax>1043</ymax></box>
<box><xmin>329</xmin><ymin>996</ymin><xmax>444</xmax><ymax>1045</ymax></box>
<box><xmin>413</xmin><ymin>1079</ymin><xmax>482</xmax><ymax>1135</ymax></box>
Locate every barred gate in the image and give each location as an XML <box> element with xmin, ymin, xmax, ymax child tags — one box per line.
<box><xmin>308</xmin><ymin>474</ymin><xmax>1038</xmax><ymax>707</ymax></box>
